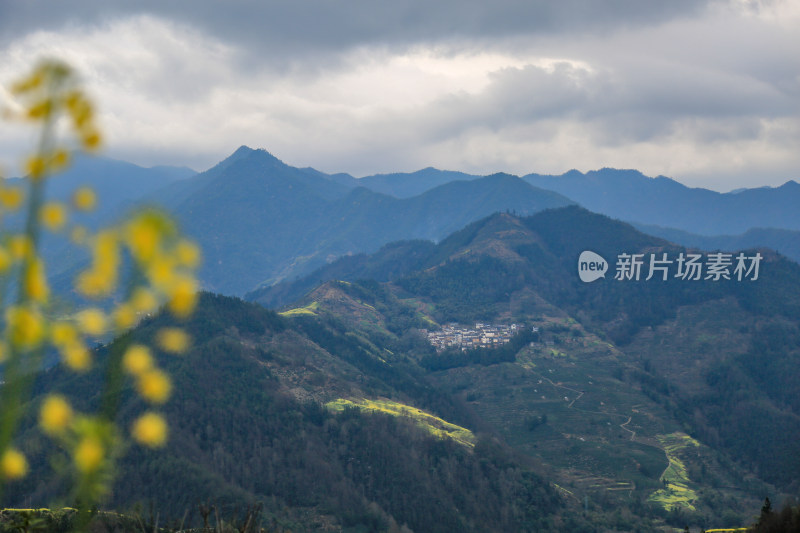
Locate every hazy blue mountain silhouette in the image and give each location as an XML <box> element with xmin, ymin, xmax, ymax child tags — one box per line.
<box><xmin>635</xmin><ymin>224</ymin><xmax>800</xmax><ymax>264</ymax></box>
<box><xmin>162</xmin><ymin>147</ymin><xmax>572</xmax><ymax>294</ymax></box>
<box><xmin>523</xmin><ymin>168</ymin><xmax>800</xmax><ymax>235</ymax></box>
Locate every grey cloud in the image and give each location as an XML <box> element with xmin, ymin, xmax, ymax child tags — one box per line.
<box><xmin>0</xmin><ymin>0</ymin><xmax>711</xmax><ymax>57</ymax></box>
<box><xmin>404</xmin><ymin>43</ymin><xmax>796</xmax><ymax>150</ymax></box>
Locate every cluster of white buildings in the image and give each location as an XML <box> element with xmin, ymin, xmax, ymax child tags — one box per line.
<box><xmin>423</xmin><ymin>323</ymin><xmax>521</xmax><ymax>352</ymax></box>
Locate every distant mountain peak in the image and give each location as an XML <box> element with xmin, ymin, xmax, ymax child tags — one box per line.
<box><xmin>226</xmin><ymin>145</ymin><xmax>283</xmax><ymax>164</ymax></box>
<box><xmin>484</xmin><ymin>172</ymin><xmax>520</xmax><ymax>180</ymax></box>
<box><xmin>232</xmin><ymin>144</ymin><xmax>255</xmax><ymax>156</ymax></box>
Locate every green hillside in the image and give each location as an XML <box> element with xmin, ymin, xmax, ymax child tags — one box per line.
<box><xmin>10</xmin><ymin>206</ymin><xmax>799</xmax><ymax>531</ymax></box>
<box><xmin>9</xmin><ymin>293</ymin><xmax>576</xmax><ymax>532</ymax></box>
<box><xmin>249</xmin><ymin>206</ymin><xmax>800</xmax><ymax>530</ymax></box>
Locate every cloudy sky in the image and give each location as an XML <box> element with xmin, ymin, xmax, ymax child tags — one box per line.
<box><xmin>0</xmin><ymin>0</ymin><xmax>797</xmax><ymax>191</ymax></box>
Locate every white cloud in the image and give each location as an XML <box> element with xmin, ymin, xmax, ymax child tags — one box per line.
<box><xmin>0</xmin><ymin>2</ymin><xmax>797</xmax><ymax>191</ymax></box>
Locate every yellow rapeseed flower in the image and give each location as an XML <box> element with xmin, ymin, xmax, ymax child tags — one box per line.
<box><xmin>23</xmin><ymin>257</ymin><xmax>49</xmax><ymax>302</ymax></box>
<box><xmin>0</xmin><ymin>247</ymin><xmax>11</xmax><ymax>273</ymax></box>
<box><xmin>168</xmin><ymin>276</ymin><xmax>198</xmax><ymax>318</ymax></box>
<box><xmin>75</xmin><ymin>271</ymin><xmax>108</xmax><ymax>298</ymax></box>
<box><xmin>51</xmin><ymin>321</ymin><xmax>78</xmax><ymax>347</ymax></box>
<box><xmin>0</xmin><ymin>187</ymin><xmax>24</xmax><ymax>210</ymax></box>
<box><xmin>76</xmin><ymin>230</ymin><xmax>119</xmax><ymax>297</ymax></box>
<box><xmin>122</xmin><ymin>345</ymin><xmax>153</xmax><ymax>376</ymax></box>
<box><xmin>0</xmin><ymin>448</ymin><xmax>28</xmax><ymax>480</ymax></box>
<box><xmin>127</xmin><ymin>216</ymin><xmax>161</xmax><ymax>263</ymax></box>
<box><xmin>113</xmin><ymin>304</ymin><xmax>137</xmax><ymax>330</ymax></box>
<box><xmin>40</xmin><ymin>202</ymin><xmax>68</xmax><ymax>231</ymax></box>
<box><xmin>175</xmin><ymin>239</ymin><xmax>201</xmax><ymax>268</ymax></box>
<box><xmin>65</xmin><ymin>91</ymin><xmax>92</xmax><ymax>127</ymax></box>
<box><xmin>156</xmin><ymin>327</ymin><xmax>191</xmax><ymax>354</ymax></box>
<box><xmin>147</xmin><ymin>257</ymin><xmax>177</xmax><ymax>291</ymax></box>
<box><xmin>75</xmin><ymin>308</ymin><xmax>107</xmax><ymax>336</ymax></box>
<box><xmin>130</xmin><ymin>287</ymin><xmax>158</xmax><ymax>314</ymax></box>
<box><xmin>132</xmin><ymin>412</ymin><xmax>168</xmax><ymax>448</ymax></box>
<box><xmin>11</xmin><ymin>69</ymin><xmax>43</xmax><ymax>94</ymax></box>
<box><xmin>26</xmin><ymin>100</ymin><xmax>52</xmax><ymax>120</ymax></box>
<box><xmin>25</xmin><ymin>155</ymin><xmax>47</xmax><ymax>180</ymax></box>
<box><xmin>6</xmin><ymin>305</ymin><xmax>45</xmax><ymax>349</ymax></box>
<box><xmin>51</xmin><ymin>149</ymin><xmax>70</xmax><ymax>171</ymax></box>
<box><xmin>74</xmin><ymin>437</ymin><xmax>104</xmax><ymax>473</ymax></box>
<box><xmin>81</xmin><ymin>129</ymin><xmax>102</xmax><ymax>152</ymax></box>
<box><xmin>72</xmin><ymin>186</ymin><xmax>96</xmax><ymax>211</ymax></box>
<box><xmin>61</xmin><ymin>342</ymin><xmax>91</xmax><ymax>372</ymax></box>
<box><xmin>9</xmin><ymin>234</ymin><xmax>32</xmax><ymax>259</ymax></box>
<box><xmin>137</xmin><ymin>369</ymin><xmax>171</xmax><ymax>404</ymax></box>
<box><xmin>40</xmin><ymin>395</ymin><xmax>73</xmax><ymax>435</ymax></box>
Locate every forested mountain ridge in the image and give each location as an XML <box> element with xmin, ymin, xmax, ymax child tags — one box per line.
<box><xmin>250</xmin><ymin>206</ymin><xmax>800</xmax><ymax>530</ymax></box>
<box><xmin>523</xmin><ymin>168</ymin><xmax>800</xmax><ymax>235</ymax></box>
<box><xmin>10</xmin><ymin>205</ymin><xmax>800</xmax><ymax>531</ymax></box>
<box><xmin>158</xmin><ymin>147</ymin><xmax>573</xmax><ymax>294</ymax></box>
<box><xmin>11</xmin><ymin>293</ymin><xmax>579</xmax><ymax>532</ymax></box>
<box><xmin>36</xmin><ymin>147</ymin><xmax>799</xmax><ymax>300</ymax></box>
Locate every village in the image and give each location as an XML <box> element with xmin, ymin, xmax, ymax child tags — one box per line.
<box><xmin>422</xmin><ymin>322</ymin><xmax>532</xmax><ymax>352</ymax></box>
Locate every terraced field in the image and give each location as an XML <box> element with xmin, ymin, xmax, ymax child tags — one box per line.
<box><xmin>325</xmin><ymin>397</ymin><xmax>476</xmax><ymax>447</ymax></box>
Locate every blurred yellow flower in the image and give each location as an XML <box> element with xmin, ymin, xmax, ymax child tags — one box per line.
<box><xmin>113</xmin><ymin>304</ymin><xmax>137</xmax><ymax>330</ymax></box>
<box><xmin>51</xmin><ymin>149</ymin><xmax>70</xmax><ymax>171</ymax></box>
<box><xmin>168</xmin><ymin>277</ymin><xmax>198</xmax><ymax>318</ymax></box>
<box><xmin>156</xmin><ymin>327</ymin><xmax>191</xmax><ymax>354</ymax></box>
<box><xmin>127</xmin><ymin>217</ymin><xmax>161</xmax><ymax>263</ymax></box>
<box><xmin>0</xmin><ymin>247</ymin><xmax>11</xmax><ymax>273</ymax></box>
<box><xmin>26</xmin><ymin>100</ymin><xmax>52</xmax><ymax>120</ymax></box>
<box><xmin>61</xmin><ymin>342</ymin><xmax>91</xmax><ymax>372</ymax></box>
<box><xmin>23</xmin><ymin>257</ymin><xmax>49</xmax><ymax>302</ymax></box>
<box><xmin>11</xmin><ymin>69</ymin><xmax>43</xmax><ymax>93</ymax></box>
<box><xmin>74</xmin><ymin>437</ymin><xmax>104</xmax><ymax>473</ymax></box>
<box><xmin>130</xmin><ymin>287</ymin><xmax>158</xmax><ymax>314</ymax></box>
<box><xmin>6</xmin><ymin>305</ymin><xmax>45</xmax><ymax>349</ymax></box>
<box><xmin>25</xmin><ymin>155</ymin><xmax>46</xmax><ymax>180</ymax></box>
<box><xmin>72</xmin><ymin>186</ymin><xmax>96</xmax><ymax>211</ymax></box>
<box><xmin>9</xmin><ymin>234</ymin><xmax>32</xmax><ymax>259</ymax></box>
<box><xmin>137</xmin><ymin>369</ymin><xmax>171</xmax><ymax>404</ymax></box>
<box><xmin>51</xmin><ymin>321</ymin><xmax>78</xmax><ymax>347</ymax></box>
<box><xmin>132</xmin><ymin>412</ymin><xmax>167</xmax><ymax>448</ymax></box>
<box><xmin>40</xmin><ymin>395</ymin><xmax>73</xmax><ymax>435</ymax></box>
<box><xmin>65</xmin><ymin>91</ymin><xmax>92</xmax><ymax>126</ymax></box>
<box><xmin>40</xmin><ymin>202</ymin><xmax>68</xmax><ymax>231</ymax></box>
<box><xmin>75</xmin><ymin>308</ymin><xmax>107</xmax><ymax>336</ymax></box>
<box><xmin>0</xmin><ymin>448</ymin><xmax>28</xmax><ymax>480</ymax></box>
<box><xmin>176</xmin><ymin>239</ymin><xmax>201</xmax><ymax>268</ymax></box>
<box><xmin>81</xmin><ymin>129</ymin><xmax>102</xmax><ymax>151</ymax></box>
<box><xmin>147</xmin><ymin>257</ymin><xmax>177</xmax><ymax>291</ymax></box>
<box><xmin>122</xmin><ymin>345</ymin><xmax>153</xmax><ymax>376</ymax></box>
<box><xmin>0</xmin><ymin>343</ymin><xmax>5</xmax><ymax>363</ymax></box>
<box><xmin>76</xmin><ymin>230</ymin><xmax>119</xmax><ymax>297</ymax></box>
<box><xmin>0</xmin><ymin>187</ymin><xmax>23</xmax><ymax>210</ymax></box>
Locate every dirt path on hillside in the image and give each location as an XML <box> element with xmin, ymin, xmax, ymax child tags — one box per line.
<box><xmin>535</xmin><ymin>373</ymin><xmax>663</xmax><ymax>453</ymax></box>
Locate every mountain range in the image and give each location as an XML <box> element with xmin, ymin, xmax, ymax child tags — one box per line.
<box><xmin>6</xmin><ymin>138</ymin><xmax>800</xmax><ymax>530</ymax></box>
<box><xmin>13</xmin><ymin>204</ymin><xmax>800</xmax><ymax>531</ymax></box>
<box><xmin>27</xmin><ymin>146</ymin><xmax>797</xmax><ymax>300</ymax></box>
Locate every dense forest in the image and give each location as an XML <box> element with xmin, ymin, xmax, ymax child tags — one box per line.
<box><xmin>9</xmin><ymin>294</ymin><xmax>580</xmax><ymax>532</ymax></box>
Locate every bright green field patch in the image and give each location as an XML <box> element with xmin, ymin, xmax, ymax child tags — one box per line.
<box><xmin>280</xmin><ymin>301</ymin><xmax>320</xmax><ymax>317</ymax></box>
<box><xmin>647</xmin><ymin>432</ymin><xmax>700</xmax><ymax>511</ymax></box>
<box><xmin>326</xmin><ymin>398</ymin><xmax>475</xmax><ymax>447</ymax></box>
